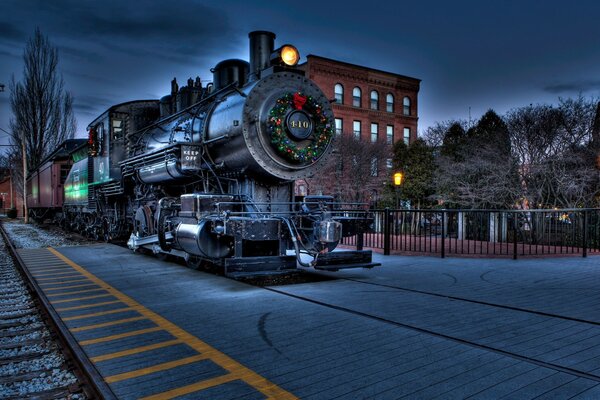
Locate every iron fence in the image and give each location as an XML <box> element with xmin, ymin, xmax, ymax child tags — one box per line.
<box><xmin>340</xmin><ymin>208</ymin><xmax>600</xmax><ymax>258</ymax></box>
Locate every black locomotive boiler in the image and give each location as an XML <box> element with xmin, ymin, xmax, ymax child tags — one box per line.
<box><xmin>60</xmin><ymin>31</ymin><xmax>378</xmax><ymax>277</ymax></box>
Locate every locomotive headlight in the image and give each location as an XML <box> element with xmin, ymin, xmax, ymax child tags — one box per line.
<box><xmin>271</xmin><ymin>44</ymin><xmax>300</xmax><ymax>67</ymax></box>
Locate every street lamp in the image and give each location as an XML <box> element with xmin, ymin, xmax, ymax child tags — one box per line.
<box><xmin>393</xmin><ymin>171</ymin><xmax>403</xmax><ymax>209</ymax></box>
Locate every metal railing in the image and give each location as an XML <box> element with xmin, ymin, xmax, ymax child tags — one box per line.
<box><xmin>340</xmin><ymin>208</ymin><xmax>600</xmax><ymax>258</ymax></box>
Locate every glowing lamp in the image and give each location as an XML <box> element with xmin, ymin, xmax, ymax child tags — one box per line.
<box><xmin>393</xmin><ymin>172</ymin><xmax>403</xmax><ymax>186</ymax></box>
<box><xmin>271</xmin><ymin>44</ymin><xmax>300</xmax><ymax>67</ymax></box>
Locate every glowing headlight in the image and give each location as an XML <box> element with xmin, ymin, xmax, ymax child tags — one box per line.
<box><xmin>280</xmin><ymin>45</ymin><xmax>300</xmax><ymax>66</ymax></box>
<box><xmin>271</xmin><ymin>44</ymin><xmax>300</xmax><ymax>67</ymax></box>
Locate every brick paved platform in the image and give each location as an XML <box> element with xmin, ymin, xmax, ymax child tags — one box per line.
<box><xmin>21</xmin><ymin>244</ymin><xmax>600</xmax><ymax>399</ymax></box>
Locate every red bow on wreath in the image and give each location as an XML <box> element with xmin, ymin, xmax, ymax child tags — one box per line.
<box><xmin>293</xmin><ymin>93</ymin><xmax>307</xmax><ymax>110</ymax></box>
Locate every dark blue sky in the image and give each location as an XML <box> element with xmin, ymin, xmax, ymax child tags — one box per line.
<box><xmin>1</xmin><ymin>0</ymin><xmax>600</xmax><ymax>148</ymax></box>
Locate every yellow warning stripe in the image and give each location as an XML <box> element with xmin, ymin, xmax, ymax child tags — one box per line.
<box><xmin>32</xmin><ymin>269</ymin><xmax>75</xmax><ymax>275</ymax></box>
<box><xmin>63</xmin><ymin>307</ymin><xmax>133</xmax><ymax>321</ymax></box>
<box><xmin>45</xmin><ymin>283</ymin><xmax>100</xmax><ymax>291</ymax></box>
<box><xmin>39</xmin><ymin>278</ymin><xmax>90</xmax><ymax>285</ymax></box>
<box><xmin>79</xmin><ymin>327</ymin><xmax>164</xmax><ymax>346</ymax></box>
<box><xmin>56</xmin><ymin>300</ymin><xmax>121</xmax><ymax>312</ymax></box>
<box><xmin>47</xmin><ymin>288</ymin><xmax>107</xmax><ymax>297</ymax></box>
<box><xmin>140</xmin><ymin>373</ymin><xmax>238</xmax><ymax>400</ymax></box>
<box><xmin>91</xmin><ymin>339</ymin><xmax>182</xmax><ymax>362</ymax></box>
<box><xmin>105</xmin><ymin>354</ymin><xmax>209</xmax><ymax>383</ymax></box>
<box><xmin>52</xmin><ymin>293</ymin><xmax>113</xmax><ymax>304</ymax></box>
<box><xmin>36</xmin><ymin>274</ymin><xmax>83</xmax><ymax>281</ymax></box>
<box><xmin>48</xmin><ymin>247</ymin><xmax>297</xmax><ymax>399</ymax></box>
<box><xmin>70</xmin><ymin>316</ymin><xmax>147</xmax><ymax>332</ymax></box>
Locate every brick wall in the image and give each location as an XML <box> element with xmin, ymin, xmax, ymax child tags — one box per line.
<box><xmin>299</xmin><ymin>55</ymin><xmax>420</xmax><ymax>145</ymax></box>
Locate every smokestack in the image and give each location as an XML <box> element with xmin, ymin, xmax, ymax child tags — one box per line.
<box><xmin>248</xmin><ymin>31</ymin><xmax>275</xmax><ymax>81</ymax></box>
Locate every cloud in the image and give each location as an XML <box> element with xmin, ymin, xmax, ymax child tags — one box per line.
<box><xmin>0</xmin><ymin>22</ymin><xmax>27</xmax><ymax>43</ymax></box>
<box><xmin>0</xmin><ymin>48</ymin><xmax>21</xmax><ymax>59</ymax></box>
<box><xmin>543</xmin><ymin>80</ymin><xmax>600</xmax><ymax>94</ymax></box>
<box><xmin>11</xmin><ymin>0</ymin><xmax>240</xmax><ymax>63</ymax></box>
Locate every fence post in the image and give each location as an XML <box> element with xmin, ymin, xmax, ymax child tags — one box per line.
<box><xmin>513</xmin><ymin>212</ymin><xmax>518</xmax><ymax>260</ymax></box>
<box><xmin>583</xmin><ymin>210</ymin><xmax>588</xmax><ymax>258</ymax></box>
<box><xmin>357</xmin><ymin>230</ymin><xmax>364</xmax><ymax>251</ymax></box>
<box><xmin>383</xmin><ymin>207</ymin><xmax>391</xmax><ymax>256</ymax></box>
<box><xmin>441</xmin><ymin>211</ymin><xmax>445</xmax><ymax>258</ymax></box>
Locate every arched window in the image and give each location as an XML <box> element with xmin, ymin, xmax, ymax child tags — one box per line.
<box><xmin>334</xmin><ymin>84</ymin><xmax>344</xmax><ymax>104</ymax></box>
<box><xmin>386</xmin><ymin>93</ymin><xmax>394</xmax><ymax>113</ymax></box>
<box><xmin>370</xmin><ymin>90</ymin><xmax>379</xmax><ymax>110</ymax></box>
<box><xmin>403</xmin><ymin>96</ymin><xmax>411</xmax><ymax>116</ymax></box>
<box><xmin>352</xmin><ymin>87</ymin><xmax>361</xmax><ymax>107</ymax></box>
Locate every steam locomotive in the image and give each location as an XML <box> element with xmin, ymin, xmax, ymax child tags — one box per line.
<box><xmin>27</xmin><ymin>31</ymin><xmax>378</xmax><ymax>277</ymax></box>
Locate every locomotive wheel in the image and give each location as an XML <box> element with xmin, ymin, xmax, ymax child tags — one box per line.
<box><xmin>102</xmin><ymin>219</ymin><xmax>111</xmax><ymax>242</ymax></box>
<box><xmin>185</xmin><ymin>255</ymin><xmax>207</xmax><ymax>270</ymax></box>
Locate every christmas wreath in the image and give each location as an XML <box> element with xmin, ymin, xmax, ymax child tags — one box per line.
<box><xmin>268</xmin><ymin>92</ymin><xmax>333</xmax><ymax>163</ymax></box>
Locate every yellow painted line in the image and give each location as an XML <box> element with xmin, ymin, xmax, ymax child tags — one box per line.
<box><xmin>39</xmin><ymin>278</ymin><xmax>90</xmax><ymax>285</ymax></box>
<box><xmin>26</xmin><ymin>264</ymin><xmax>70</xmax><ymax>269</ymax></box>
<box><xmin>63</xmin><ymin>307</ymin><xmax>133</xmax><ymax>321</ymax></box>
<box><xmin>56</xmin><ymin>300</ymin><xmax>121</xmax><ymax>312</ymax></box>
<box><xmin>47</xmin><ymin>288</ymin><xmax>107</xmax><ymax>297</ymax></box>
<box><xmin>70</xmin><ymin>316</ymin><xmax>147</xmax><ymax>332</ymax></box>
<box><xmin>52</xmin><ymin>294</ymin><xmax>113</xmax><ymax>304</ymax></box>
<box><xmin>48</xmin><ymin>247</ymin><xmax>297</xmax><ymax>399</ymax></box>
<box><xmin>140</xmin><ymin>373</ymin><xmax>238</xmax><ymax>400</ymax></box>
<box><xmin>36</xmin><ymin>274</ymin><xmax>83</xmax><ymax>282</ymax></box>
<box><xmin>105</xmin><ymin>354</ymin><xmax>208</xmax><ymax>383</ymax></box>
<box><xmin>79</xmin><ymin>327</ymin><xmax>163</xmax><ymax>346</ymax></box>
<box><xmin>45</xmin><ymin>283</ymin><xmax>100</xmax><ymax>292</ymax></box>
<box><xmin>90</xmin><ymin>339</ymin><xmax>182</xmax><ymax>362</ymax></box>
<box><xmin>31</xmin><ymin>268</ymin><xmax>73</xmax><ymax>275</ymax></box>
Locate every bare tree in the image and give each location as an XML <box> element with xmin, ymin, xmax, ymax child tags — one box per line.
<box><xmin>8</xmin><ymin>28</ymin><xmax>76</xmax><ymax>221</ymax></box>
<box><xmin>422</xmin><ymin>119</ymin><xmax>468</xmax><ymax>150</ymax></box>
<box><xmin>307</xmin><ymin>134</ymin><xmax>391</xmax><ymax>204</ymax></box>
<box><xmin>506</xmin><ymin>97</ymin><xmax>599</xmax><ymax>208</ymax></box>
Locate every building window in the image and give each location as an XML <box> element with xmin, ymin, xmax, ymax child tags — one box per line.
<box><xmin>403</xmin><ymin>127</ymin><xmax>410</xmax><ymax>144</ymax></box>
<box><xmin>353</xmin><ymin>87</ymin><xmax>361</xmax><ymax>107</ymax></box>
<box><xmin>334</xmin><ymin>83</ymin><xmax>344</xmax><ymax>104</ymax></box>
<box><xmin>370</xmin><ymin>158</ymin><xmax>378</xmax><ymax>177</ymax></box>
<box><xmin>386</xmin><ymin>158</ymin><xmax>393</xmax><ymax>169</ymax></box>
<box><xmin>371</xmin><ymin>123</ymin><xmax>378</xmax><ymax>143</ymax></box>
<box><xmin>386</xmin><ymin>94</ymin><xmax>394</xmax><ymax>113</ymax></box>
<box><xmin>370</xmin><ymin>90</ymin><xmax>379</xmax><ymax>110</ymax></box>
<box><xmin>403</xmin><ymin>96</ymin><xmax>411</xmax><ymax>116</ymax></box>
<box><xmin>353</xmin><ymin>120</ymin><xmax>361</xmax><ymax>139</ymax></box>
<box><xmin>335</xmin><ymin>118</ymin><xmax>343</xmax><ymax>136</ymax></box>
<box><xmin>386</xmin><ymin>125</ymin><xmax>394</xmax><ymax>144</ymax></box>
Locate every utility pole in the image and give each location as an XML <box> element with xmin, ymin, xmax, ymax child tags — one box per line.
<box><xmin>21</xmin><ymin>133</ymin><xmax>28</xmax><ymax>223</ymax></box>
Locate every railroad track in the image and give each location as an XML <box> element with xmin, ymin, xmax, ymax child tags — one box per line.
<box><xmin>0</xmin><ymin>221</ymin><xmax>114</xmax><ymax>399</ymax></box>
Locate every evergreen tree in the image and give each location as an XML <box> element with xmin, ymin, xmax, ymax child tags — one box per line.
<box><xmin>392</xmin><ymin>138</ymin><xmax>436</xmax><ymax>208</ymax></box>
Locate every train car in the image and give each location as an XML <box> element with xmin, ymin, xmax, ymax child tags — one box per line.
<box><xmin>26</xmin><ymin>139</ymin><xmax>87</xmax><ymax>222</ymax></box>
<box><xmin>59</xmin><ymin>31</ymin><xmax>378</xmax><ymax>277</ymax></box>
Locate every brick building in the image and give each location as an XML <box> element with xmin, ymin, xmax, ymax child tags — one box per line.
<box><xmin>299</xmin><ymin>55</ymin><xmax>420</xmax><ymax>145</ymax></box>
<box><xmin>297</xmin><ymin>55</ymin><xmax>420</xmax><ymax>200</ymax></box>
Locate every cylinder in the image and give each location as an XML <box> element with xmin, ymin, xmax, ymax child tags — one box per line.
<box><xmin>248</xmin><ymin>31</ymin><xmax>275</xmax><ymax>81</ymax></box>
